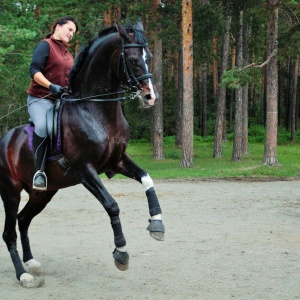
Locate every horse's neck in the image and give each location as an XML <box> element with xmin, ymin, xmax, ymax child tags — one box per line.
<box><xmin>73</xmin><ymin>47</ymin><xmax>118</xmax><ymax>97</ymax></box>
<box><xmin>71</xmin><ymin>100</ymin><xmax>122</xmax><ymax>120</ymax></box>
<box><xmin>70</xmin><ymin>37</ymin><xmax>123</xmax><ymax>113</ymax></box>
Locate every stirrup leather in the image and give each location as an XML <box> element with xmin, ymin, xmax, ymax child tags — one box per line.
<box><xmin>32</xmin><ymin>170</ymin><xmax>47</xmax><ymax>191</ymax></box>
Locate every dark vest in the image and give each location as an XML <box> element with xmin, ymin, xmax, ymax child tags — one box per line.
<box><xmin>27</xmin><ymin>37</ymin><xmax>74</xmax><ymax>101</ymax></box>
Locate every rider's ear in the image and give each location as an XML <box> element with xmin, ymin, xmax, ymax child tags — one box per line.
<box><xmin>116</xmin><ymin>22</ymin><xmax>129</xmax><ymax>41</ymax></box>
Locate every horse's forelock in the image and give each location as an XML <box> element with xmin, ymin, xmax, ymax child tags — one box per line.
<box><xmin>98</xmin><ymin>22</ymin><xmax>148</xmax><ymax>45</ymax></box>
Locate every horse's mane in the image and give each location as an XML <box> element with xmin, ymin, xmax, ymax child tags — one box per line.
<box><xmin>69</xmin><ymin>22</ymin><xmax>148</xmax><ymax>87</ymax></box>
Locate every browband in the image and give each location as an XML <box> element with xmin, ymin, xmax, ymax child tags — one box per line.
<box><xmin>124</xmin><ymin>43</ymin><xmax>148</xmax><ymax>48</ymax></box>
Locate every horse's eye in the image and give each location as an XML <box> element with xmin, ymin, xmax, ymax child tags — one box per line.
<box><xmin>129</xmin><ymin>58</ymin><xmax>137</xmax><ymax>66</ymax></box>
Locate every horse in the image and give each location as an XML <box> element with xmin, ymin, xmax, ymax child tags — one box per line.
<box><xmin>0</xmin><ymin>20</ymin><xmax>165</xmax><ymax>288</ymax></box>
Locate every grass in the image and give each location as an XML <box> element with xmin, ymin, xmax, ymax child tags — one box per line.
<box><xmin>105</xmin><ymin>136</ymin><xmax>300</xmax><ymax>180</ymax></box>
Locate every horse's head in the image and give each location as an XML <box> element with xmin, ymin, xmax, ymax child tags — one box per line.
<box><xmin>117</xmin><ymin>21</ymin><xmax>157</xmax><ymax>107</ymax></box>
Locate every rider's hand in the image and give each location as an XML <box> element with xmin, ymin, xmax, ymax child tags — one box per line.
<box><xmin>49</xmin><ymin>83</ymin><xmax>63</xmax><ymax>97</ymax></box>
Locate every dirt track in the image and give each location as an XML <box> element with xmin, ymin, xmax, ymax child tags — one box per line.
<box><xmin>0</xmin><ymin>178</ymin><xmax>300</xmax><ymax>299</ymax></box>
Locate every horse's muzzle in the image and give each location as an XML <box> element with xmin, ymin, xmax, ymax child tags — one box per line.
<box><xmin>141</xmin><ymin>80</ymin><xmax>158</xmax><ymax>107</ymax></box>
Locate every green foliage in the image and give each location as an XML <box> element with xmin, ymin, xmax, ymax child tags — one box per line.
<box><xmin>221</xmin><ymin>67</ymin><xmax>251</xmax><ymax>89</ymax></box>
<box><xmin>193</xmin><ymin>2</ymin><xmax>224</xmax><ymax>63</ymax></box>
<box><xmin>0</xmin><ymin>45</ymin><xmax>14</xmax><ymax>65</ymax></box>
<box><xmin>277</xmin><ymin>0</ymin><xmax>300</xmax><ymax>59</ymax></box>
<box><xmin>0</xmin><ymin>6</ymin><xmax>44</xmax><ymax>134</ymax></box>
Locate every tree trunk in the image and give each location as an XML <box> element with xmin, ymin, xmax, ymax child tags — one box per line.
<box><xmin>229</xmin><ymin>46</ymin><xmax>236</xmax><ymax>130</ymax></box>
<box><xmin>201</xmin><ymin>63</ymin><xmax>208</xmax><ymax>136</ymax></box>
<box><xmin>286</xmin><ymin>59</ymin><xmax>291</xmax><ymax>130</ymax></box>
<box><xmin>242</xmin><ymin>23</ymin><xmax>249</xmax><ymax>155</ymax></box>
<box><xmin>296</xmin><ymin>78</ymin><xmax>300</xmax><ymax>130</ymax></box>
<box><xmin>278</xmin><ymin>70</ymin><xmax>283</xmax><ymax>127</ymax></box>
<box><xmin>176</xmin><ymin>50</ymin><xmax>183</xmax><ymax>147</ymax></box>
<box><xmin>212</xmin><ymin>36</ymin><xmax>218</xmax><ymax>97</ymax></box>
<box><xmin>152</xmin><ymin>29</ymin><xmax>164</xmax><ymax>159</ymax></box>
<box><xmin>290</xmin><ymin>57</ymin><xmax>299</xmax><ymax>142</ymax></box>
<box><xmin>213</xmin><ymin>16</ymin><xmax>231</xmax><ymax>158</ymax></box>
<box><xmin>232</xmin><ymin>10</ymin><xmax>244</xmax><ymax>162</ymax></box>
<box><xmin>167</xmin><ymin>50</ymin><xmax>173</xmax><ymax>82</ymax></box>
<box><xmin>104</xmin><ymin>6</ymin><xmax>121</xmax><ymax>27</ymax></box>
<box><xmin>229</xmin><ymin>91</ymin><xmax>234</xmax><ymax>130</ymax></box>
<box><xmin>104</xmin><ymin>8</ymin><xmax>112</xmax><ymax>27</ymax></box>
<box><xmin>151</xmin><ymin>0</ymin><xmax>164</xmax><ymax>159</ymax></box>
<box><xmin>180</xmin><ymin>0</ymin><xmax>193</xmax><ymax>167</ymax></box>
<box><xmin>263</xmin><ymin>0</ymin><xmax>279</xmax><ymax>166</ymax></box>
<box><xmin>198</xmin><ymin>67</ymin><xmax>203</xmax><ymax>134</ymax></box>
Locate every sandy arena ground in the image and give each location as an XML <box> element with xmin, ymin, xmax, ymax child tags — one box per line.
<box><xmin>0</xmin><ymin>178</ymin><xmax>300</xmax><ymax>299</ymax></box>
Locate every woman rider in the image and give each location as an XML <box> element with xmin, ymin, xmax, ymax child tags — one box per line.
<box><xmin>27</xmin><ymin>16</ymin><xmax>78</xmax><ymax>190</ymax></box>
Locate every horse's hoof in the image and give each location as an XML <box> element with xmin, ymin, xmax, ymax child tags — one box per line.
<box><xmin>149</xmin><ymin>231</ymin><xmax>165</xmax><ymax>241</ymax></box>
<box><xmin>146</xmin><ymin>219</ymin><xmax>165</xmax><ymax>241</ymax></box>
<box><xmin>20</xmin><ymin>273</ymin><xmax>45</xmax><ymax>288</ymax></box>
<box><xmin>24</xmin><ymin>258</ymin><xmax>42</xmax><ymax>274</ymax></box>
<box><xmin>20</xmin><ymin>273</ymin><xmax>35</xmax><ymax>288</ymax></box>
<box><xmin>113</xmin><ymin>249</ymin><xmax>129</xmax><ymax>271</ymax></box>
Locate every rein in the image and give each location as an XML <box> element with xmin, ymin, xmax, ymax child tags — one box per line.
<box><xmin>62</xmin><ymin>88</ymin><xmax>138</xmax><ymax>103</ymax></box>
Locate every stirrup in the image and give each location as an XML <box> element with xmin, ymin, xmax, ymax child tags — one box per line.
<box><xmin>32</xmin><ymin>170</ymin><xmax>47</xmax><ymax>191</ymax></box>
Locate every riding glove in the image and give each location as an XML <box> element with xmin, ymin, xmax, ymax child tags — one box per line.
<box><xmin>49</xmin><ymin>83</ymin><xmax>63</xmax><ymax>96</ymax></box>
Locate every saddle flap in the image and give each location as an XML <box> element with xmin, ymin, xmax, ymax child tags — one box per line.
<box><xmin>46</xmin><ymin>99</ymin><xmax>61</xmax><ymax>151</ymax></box>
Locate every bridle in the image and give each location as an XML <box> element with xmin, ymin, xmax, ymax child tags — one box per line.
<box><xmin>64</xmin><ymin>38</ymin><xmax>153</xmax><ymax>103</ymax></box>
<box><xmin>120</xmin><ymin>40</ymin><xmax>153</xmax><ymax>92</ymax></box>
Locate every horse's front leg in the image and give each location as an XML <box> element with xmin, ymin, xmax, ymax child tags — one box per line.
<box><xmin>116</xmin><ymin>153</ymin><xmax>165</xmax><ymax>241</ymax></box>
<box><xmin>76</xmin><ymin>165</ymin><xmax>129</xmax><ymax>271</ymax></box>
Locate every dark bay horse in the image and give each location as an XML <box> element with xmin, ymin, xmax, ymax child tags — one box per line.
<box><xmin>0</xmin><ymin>20</ymin><xmax>165</xmax><ymax>288</ymax></box>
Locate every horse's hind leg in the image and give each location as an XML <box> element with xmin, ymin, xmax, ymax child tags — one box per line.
<box><xmin>1</xmin><ymin>186</ymin><xmax>33</xmax><ymax>287</ymax></box>
<box><xmin>116</xmin><ymin>153</ymin><xmax>165</xmax><ymax>241</ymax></box>
<box><xmin>17</xmin><ymin>190</ymin><xmax>57</xmax><ymax>277</ymax></box>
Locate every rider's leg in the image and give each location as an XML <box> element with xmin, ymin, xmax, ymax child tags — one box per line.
<box><xmin>27</xmin><ymin>96</ymin><xmax>53</xmax><ymax>191</ymax></box>
<box><xmin>32</xmin><ymin>133</ymin><xmax>48</xmax><ymax>190</ymax></box>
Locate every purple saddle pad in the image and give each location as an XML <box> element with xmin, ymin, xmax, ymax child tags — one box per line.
<box><xmin>24</xmin><ymin>124</ymin><xmax>61</xmax><ymax>161</ymax></box>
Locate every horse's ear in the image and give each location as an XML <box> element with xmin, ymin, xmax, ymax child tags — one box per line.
<box><xmin>134</xmin><ymin>19</ymin><xmax>144</xmax><ymax>31</ymax></box>
<box><xmin>116</xmin><ymin>22</ymin><xmax>129</xmax><ymax>40</ymax></box>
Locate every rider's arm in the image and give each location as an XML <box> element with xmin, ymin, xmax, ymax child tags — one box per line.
<box><xmin>29</xmin><ymin>41</ymin><xmax>52</xmax><ymax>89</ymax></box>
<box><xmin>32</xmin><ymin>72</ymin><xmax>51</xmax><ymax>89</ymax></box>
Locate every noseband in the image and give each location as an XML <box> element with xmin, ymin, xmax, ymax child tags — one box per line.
<box><xmin>120</xmin><ymin>40</ymin><xmax>153</xmax><ymax>92</ymax></box>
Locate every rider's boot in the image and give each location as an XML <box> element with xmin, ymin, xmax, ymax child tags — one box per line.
<box><xmin>32</xmin><ymin>132</ymin><xmax>48</xmax><ymax>191</ymax></box>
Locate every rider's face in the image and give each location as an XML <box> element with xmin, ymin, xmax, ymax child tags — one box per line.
<box><xmin>53</xmin><ymin>21</ymin><xmax>76</xmax><ymax>44</ymax></box>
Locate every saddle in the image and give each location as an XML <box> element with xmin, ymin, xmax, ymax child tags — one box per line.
<box><xmin>46</xmin><ymin>98</ymin><xmax>61</xmax><ymax>151</ymax></box>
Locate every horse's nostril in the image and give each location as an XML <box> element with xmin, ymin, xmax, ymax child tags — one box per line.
<box><xmin>145</xmin><ymin>94</ymin><xmax>152</xmax><ymax>100</ymax></box>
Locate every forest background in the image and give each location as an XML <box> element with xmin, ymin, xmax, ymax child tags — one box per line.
<box><xmin>0</xmin><ymin>0</ymin><xmax>300</xmax><ymax>173</ymax></box>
